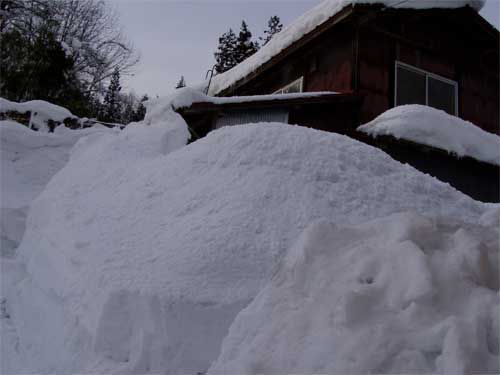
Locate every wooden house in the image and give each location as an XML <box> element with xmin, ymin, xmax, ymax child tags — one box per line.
<box><xmin>180</xmin><ymin>1</ymin><xmax>498</xmax><ymax>136</ymax></box>
<box><xmin>177</xmin><ymin>0</ymin><xmax>499</xmax><ymax>202</ymax></box>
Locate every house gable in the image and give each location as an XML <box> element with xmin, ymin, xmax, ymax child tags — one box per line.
<box><xmin>221</xmin><ymin>5</ymin><xmax>498</xmax><ymax>134</ymax></box>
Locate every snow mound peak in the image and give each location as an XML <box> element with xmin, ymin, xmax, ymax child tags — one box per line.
<box><xmin>209</xmin><ymin>211</ymin><xmax>499</xmax><ymax>374</ymax></box>
<box><xmin>358</xmin><ymin>105</ymin><xmax>500</xmax><ymax>165</ymax></box>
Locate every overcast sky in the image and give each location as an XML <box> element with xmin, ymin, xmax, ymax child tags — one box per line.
<box><xmin>110</xmin><ymin>0</ymin><xmax>499</xmax><ymax>98</ymax></box>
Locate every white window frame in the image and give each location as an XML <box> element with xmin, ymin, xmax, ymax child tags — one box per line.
<box><xmin>273</xmin><ymin>76</ymin><xmax>304</xmax><ymax>95</ymax></box>
<box><xmin>394</xmin><ymin>61</ymin><xmax>458</xmax><ymax>116</ymax></box>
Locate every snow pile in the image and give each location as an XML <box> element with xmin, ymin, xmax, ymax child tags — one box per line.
<box><xmin>358</xmin><ymin>105</ymin><xmax>500</xmax><ymax>165</ymax></box>
<box><xmin>0</xmin><ymin>120</ymin><xmax>116</xmax><ymax>256</ymax></box>
<box><xmin>11</xmin><ymin>122</ymin><xmax>492</xmax><ymax>374</ymax></box>
<box><xmin>208</xmin><ymin>0</ymin><xmax>484</xmax><ymax>95</ymax></box>
<box><xmin>0</xmin><ymin>97</ymin><xmax>77</xmax><ymax>131</ymax></box>
<box><xmin>0</xmin><ymin>120</ymin><xmax>118</xmax><ymax>373</ymax></box>
<box><xmin>209</xmin><ymin>211</ymin><xmax>499</xmax><ymax>374</ymax></box>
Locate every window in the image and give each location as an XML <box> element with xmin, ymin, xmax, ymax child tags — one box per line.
<box><xmin>395</xmin><ymin>61</ymin><xmax>458</xmax><ymax>116</ymax></box>
<box><xmin>273</xmin><ymin>77</ymin><xmax>303</xmax><ymax>94</ymax></box>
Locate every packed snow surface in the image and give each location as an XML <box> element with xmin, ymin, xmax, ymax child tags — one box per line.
<box><xmin>0</xmin><ymin>120</ymin><xmax>115</xmax><ymax>256</ymax></box>
<box><xmin>209</xmin><ymin>212</ymin><xmax>499</xmax><ymax>374</ymax></box>
<box><xmin>207</xmin><ymin>0</ymin><xmax>484</xmax><ymax>95</ymax></box>
<box><xmin>10</xmin><ymin>119</ymin><xmax>495</xmax><ymax>374</ymax></box>
<box><xmin>358</xmin><ymin>105</ymin><xmax>500</xmax><ymax>165</ymax></box>
<box><xmin>0</xmin><ymin>97</ymin><xmax>76</xmax><ymax>131</ymax></box>
<box><xmin>0</xmin><ymin>120</ymin><xmax>117</xmax><ymax>373</ymax></box>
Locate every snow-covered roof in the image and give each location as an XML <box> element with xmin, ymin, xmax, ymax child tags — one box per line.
<box><xmin>167</xmin><ymin>87</ymin><xmax>339</xmax><ymax>110</ymax></box>
<box><xmin>0</xmin><ymin>98</ymin><xmax>75</xmax><ymax>121</ymax></box>
<box><xmin>358</xmin><ymin>104</ymin><xmax>500</xmax><ymax>165</ymax></box>
<box><xmin>208</xmin><ymin>0</ymin><xmax>485</xmax><ymax>96</ymax></box>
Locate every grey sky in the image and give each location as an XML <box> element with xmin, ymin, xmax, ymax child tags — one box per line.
<box><xmin>111</xmin><ymin>0</ymin><xmax>499</xmax><ymax>97</ymax></box>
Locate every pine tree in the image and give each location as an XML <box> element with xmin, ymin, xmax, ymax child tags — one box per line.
<box><xmin>122</xmin><ymin>102</ymin><xmax>135</xmax><ymax>124</ymax></box>
<box><xmin>175</xmin><ymin>76</ymin><xmax>186</xmax><ymax>89</ymax></box>
<box><xmin>133</xmin><ymin>94</ymin><xmax>148</xmax><ymax>122</ymax></box>
<box><xmin>101</xmin><ymin>68</ymin><xmax>122</xmax><ymax>123</ymax></box>
<box><xmin>260</xmin><ymin>16</ymin><xmax>283</xmax><ymax>45</ymax></box>
<box><xmin>235</xmin><ymin>21</ymin><xmax>259</xmax><ymax>64</ymax></box>
<box><xmin>214</xmin><ymin>28</ymin><xmax>238</xmax><ymax>74</ymax></box>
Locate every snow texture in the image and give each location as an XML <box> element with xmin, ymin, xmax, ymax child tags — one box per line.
<box><xmin>0</xmin><ymin>120</ymin><xmax>117</xmax><ymax>373</ymax></box>
<box><xmin>209</xmin><ymin>211</ymin><xmax>499</xmax><ymax>374</ymax></box>
<box><xmin>358</xmin><ymin>105</ymin><xmax>500</xmax><ymax>165</ymax></box>
<box><xmin>0</xmin><ymin>97</ymin><xmax>76</xmax><ymax>131</ymax></box>
<box><xmin>10</xmin><ymin>120</ymin><xmax>494</xmax><ymax>374</ymax></box>
<box><xmin>0</xmin><ymin>120</ymin><xmax>116</xmax><ymax>257</ymax></box>
<box><xmin>207</xmin><ymin>0</ymin><xmax>485</xmax><ymax>95</ymax></box>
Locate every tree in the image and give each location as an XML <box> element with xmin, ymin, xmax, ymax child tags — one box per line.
<box><xmin>260</xmin><ymin>15</ymin><xmax>282</xmax><ymax>45</ymax></box>
<box><xmin>235</xmin><ymin>21</ymin><xmax>259</xmax><ymax>64</ymax></box>
<box><xmin>0</xmin><ymin>25</ymin><xmax>79</xmax><ymax>106</ymax></box>
<box><xmin>133</xmin><ymin>94</ymin><xmax>148</xmax><ymax>122</ymax></box>
<box><xmin>122</xmin><ymin>102</ymin><xmax>135</xmax><ymax>124</ymax></box>
<box><xmin>101</xmin><ymin>68</ymin><xmax>122</xmax><ymax>123</ymax></box>
<box><xmin>214</xmin><ymin>28</ymin><xmax>238</xmax><ymax>74</ymax></box>
<box><xmin>0</xmin><ymin>0</ymin><xmax>139</xmax><ymax>97</ymax></box>
<box><xmin>175</xmin><ymin>76</ymin><xmax>186</xmax><ymax>89</ymax></box>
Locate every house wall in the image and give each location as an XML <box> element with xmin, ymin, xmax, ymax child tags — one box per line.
<box><xmin>229</xmin><ymin>8</ymin><xmax>498</xmax><ymax>134</ymax></box>
<box><xmin>232</xmin><ymin>24</ymin><xmax>355</xmax><ymax>97</ymax></box>
<box><xmin>356</xmin><ymin>9</ymin><xmax>499</xmax><ymax>134</ymax></box>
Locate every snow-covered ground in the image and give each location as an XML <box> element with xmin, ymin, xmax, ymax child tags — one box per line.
<box><xmin>0</xmin><ymin>120</ymin><xmax>117</xmax><ymax>373</ymax></box>
<box><xmin>1</xmin><ymin>97</ymin><xmax>498</xmax><ymax>374</ymax></box>
<box><xmin>358</xmin><ymin>105</ymin><xmax>500</xmax><ymax>165</ymax></box>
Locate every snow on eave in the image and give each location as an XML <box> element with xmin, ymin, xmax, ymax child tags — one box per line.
<box><xmin>0</xmin><ymin>97</ymin><xmax>76</xmax><ymax>121</ymax></box>
<box><xmin>207</xmin><ymin>0</ymin><xmax>485</xmax><ymax>97</ymax></box>
<box><xmin>358</xmin><ymin>104</ymin><xmax>500</xmax><ymax>166</ymax></box>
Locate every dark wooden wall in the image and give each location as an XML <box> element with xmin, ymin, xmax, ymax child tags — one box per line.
<box><xmin>233</xmin><ymin>24</ymin><xmax>355</xmax><ymax>97</ymax></box>
<box><xmin>356</xmin><ymin>8</ymin><xmax>499</xmax><ymax>134</ymax></box>
<box><xmin>230</xmin><ymin>7</ymin><xmax>499</xmax><ymax>134</ymax></box>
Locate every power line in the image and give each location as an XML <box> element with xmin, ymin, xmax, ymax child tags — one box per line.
<box><xmin>390</xmin><ymin>0</ymin><xmax>412</xmax><ymax>9</ymax></box>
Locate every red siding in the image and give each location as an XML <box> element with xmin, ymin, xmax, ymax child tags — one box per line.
<box><xmin>228</xmin><ymin>8</ymin><xmax>499</xmax><ymax>134</ymax></box>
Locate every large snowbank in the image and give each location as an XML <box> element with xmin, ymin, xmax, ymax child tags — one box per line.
<box><xmin>0</xmin><ymin>98</ymin><xmax>77</xmax><ymax>131</ymax></box>
<box><xmin>207</xmin><ymin>0</ymin><xmax>484</xmax><ymax>95</ymax></box>
<box><xmin>10</xmin><ymin>120</ymin><xmax>494</xmax><ymax>374</ymax></box>
<box><xmin>0</xmin><ymin>120</ymin><xmax>118</xmax><ymax>373</ymax></box>
<box><xmin>358</xmin><ymin>105</ymin><xmax>500</xmax><ymax>165</ymax></box>
<box><xmin>209</xmin><ymin>211</ymin><xmax>499</xmax><ymax>374</ymax></box>
<box><xmin>0</xmin><ymin>120</ymin><xmax>116</xmax><ymax>256</ymax></box>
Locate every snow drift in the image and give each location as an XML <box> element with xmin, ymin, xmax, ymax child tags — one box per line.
<box><xmin>11</xmin><ymin>120</ymin><xmax>494</xmax><ymax>374</ymax></box>
<box><xmin>358</xmin><ymin>105</ymin><xmax>500</xmax><ymax>165</ymax></box>
<box><xmin>207</xmin><ymin>0</ymin><xmax>485</xmax><ymax>95</ymax></box>
<box><xmin>209</xmin><ymin>211</ymin><xmax>499</xmax><ymax>374</ymax></box>
<box><xmin>0</xmin><ymin>120</ymin><xmax>115</xmax><ymax>256</ymax></box>
<box><xmin>0</xmin><ymin>119</ymin><xmax>118</xmax><ymax>373</ymax></box>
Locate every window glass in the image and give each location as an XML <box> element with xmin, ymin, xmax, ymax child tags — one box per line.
<box><xmin>396</xmin><ymin>65</ymin><xmax>426</xmax><ymax>106</ymax></box>
<box><xmin>428</xmin><ymin>76</ymin><xmax>456</xmax><ymax>115</ymax></box>
<box><xmin>395</xmin><ymin>62</ymin><xmax>458</xmax><ymax>116</ymax></box>
<box><xmin>274</xmin><ymin>77</ymin><xmax>303</xmax><ymax>94</ymax></box>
